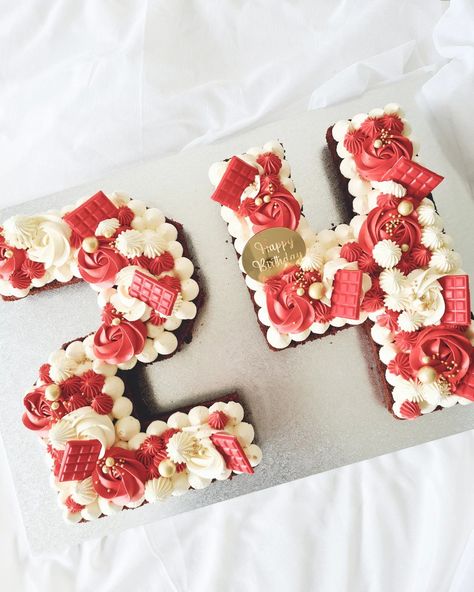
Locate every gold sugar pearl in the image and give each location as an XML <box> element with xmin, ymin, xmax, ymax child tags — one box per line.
<box><xmin>105</xmin><ymin>457</ymin><xmax>115</xmax><ymax>467</ymax></box>
<box><xmin>255</xmin><ymin>197</ymin><xmax>263</xmax><ymax>206</ymax></box>
<box><xmin>82</xmin><ymin>236</ymin><xmax>99</xmax><ymax>254</ymax></box>
<box><xmin>50</xmin><ymin>401</ymin><xmax>60</xmax><ymax>410</ymax></box>
<box><xmin>397</xmin><ymin>200</ymin><xmax>414</xmax><ymax>216</ymax></box>
<box><xmin>45</xmin><ymin>383</ymin><xmax>61</xmax><ymax>401</ymax></box>
<box><xmin>111</xmin><ymin>317</ymin><xmax>121</xmax><ymax>326</ymax></box>
<box><xmin>296</xmin><ymin>287</ymin><xmax>305</xmax><ymax>297</ymax></box>
<box><xmin>308</xmin><ymin>282</ymin><xmax>324</xmax><ymax>300</ymax></box>
<box><xmin>158</xmin><ymin>459</ymin><xmax>176</xmax><ymax>478</ymax></box>
<box><xmin>417</xmin><ymin>366</ymin><xmax>437</xmax><ymax>384</ymax></box>
<box><xmin>263</xmin><ymin>195</ymin><xmax>271</xmax><ymax>204</ymax></box>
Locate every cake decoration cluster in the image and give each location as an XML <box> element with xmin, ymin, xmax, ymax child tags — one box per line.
<box><xmin>331</xmin><ymin>104</ymin><xmax>473</xmax><ymax>418</ymax></box>
<box><xmin>209</xmin><ymin>107</ymin><xmax>473</xmax><ymax>419</ymax></box>
<box><xmin>209</xmin><ymin>143</ymin><xmax>372</xmax><ymax>350</ymax></box>
<box><xmin>9</xmin><ymin>190</ymin><xmax>261</xmax><ymax>523</ymax></box>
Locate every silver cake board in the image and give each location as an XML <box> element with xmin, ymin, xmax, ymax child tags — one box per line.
<box><xmin>1</xmin><ymin>73</ymin><xmax>473</xmax><ymax>553</ymax></box>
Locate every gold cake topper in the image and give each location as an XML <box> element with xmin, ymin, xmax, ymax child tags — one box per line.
<box><xmin>241</xmin><ymin>227</ymin><xmax>306</xmax><ymax>282</ymax></box>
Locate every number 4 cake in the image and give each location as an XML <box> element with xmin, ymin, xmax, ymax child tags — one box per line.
<box><xmin>209</xmin><ymin>105</ymin><xmax>474</xmax><ymax>419</ymax></box>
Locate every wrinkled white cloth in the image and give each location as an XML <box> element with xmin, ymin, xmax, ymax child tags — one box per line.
<box><xmin>1</xmin><ymin>1</ymin><xmax>474</xmax><ymax>591</ymax></box>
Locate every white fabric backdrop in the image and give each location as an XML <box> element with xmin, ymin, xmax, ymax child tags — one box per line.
<box><xmin>1</xmin><ymin>1</ymin><xmax>474</xmax><ymax>590</ymax></box>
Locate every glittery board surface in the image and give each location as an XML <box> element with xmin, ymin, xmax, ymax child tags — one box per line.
<box><xmin>1</xmin><ymin>73</ymin><xmax>473</xmax><ymax>553</ymax></box>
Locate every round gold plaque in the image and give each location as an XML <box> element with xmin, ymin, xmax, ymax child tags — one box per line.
<box><xmin>241</xmin><ymin>227</ymin><xmax>306</xmax><ymax>282</ymax></box>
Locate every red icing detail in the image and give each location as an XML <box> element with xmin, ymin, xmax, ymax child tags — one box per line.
<box><xmin>39</xmin><ymin>363</ymin><xmax>52</xmax><ymax>384</ymax></box>
<box><xmin>376</xmin><ymin>309</ymin><xmax>399</xmax><ymax>332</ymax></box>
<box><xmin>132</xmin><ymin>255</ymin><xmax>150</xmax><ymax>269</ymax></box>
<box><xmin>58</xmin><ymin>439</ymin><xmax>102</xmax><ymax>482</ymax></box>
<box><xmin>148</xmin><ymin>252</ymin><xmax>175</xmax><ymax>275</ymax></box>
<box><xmin>361</xmin><ymin>283</ymin><xmax>385</xmax><ymax>313</ymax></box>
<box><xmin>354</xmin><ymin>133</ymin><xmax>413</xmax><ymax>181</ymax></box>
<box><xmin>265</xmin><ymin>274</ymin><xmax>315</xmax><ymax>334</ymax></box>
<box><xmin>129</xmin><ymin>270</ymin><xmax>179</xmax><ymax>316</ymax></box>
<box><xmin>381</xmin><ymin>157</ymin><xmax>444</xmax><ymax>199</ymax></box>
<box><xmin>313</xmin><ymin>301</ymin><xmax>333</xmax><ymax>323</ymax></box>
<box><xmin>411</xmin><ymin>244</ymin><xmax>432</xmax><ymax>267</ymax></box>
<box><xmin>380</xmin><ymin>114</ymin><xmax>404</xmax><ymax>133</ymax></box>
<box><xmin>388</xmin><ymin>353</ymin><xmax>413</xmax><ymax>380</ymax></box>
<box><xmin>101</xmin><ymin>303</ymin><xmax>121</xmax><ymax>326</ymax></box>
<box><xmin>208</xmin><ymin>411</ymin><xmax>229</xmax><ymax>430</ymax></box>
<box><xmin>396</xmin><ymin>253</ymin><xmax>417</xmax><ymax>275</ymax></box>
<box><xmin>340</xmin><ymin>242</ymin><xmax>363</xmax><ymax>262</ymax></box>
<box><xmin>91</xmin><ymin>447</ymin><xmax>147</xmax><ymax>504</ymax></box>
<box><xmin>358</xmin><ymin>206</ymin><xmax>421</xmax><ymax>254</ymax></box>
<box><xmin>440</xmin><ymin>275</ymin><xmax>471</xmax><ymax>326</ymax></box>
<box><xmin>64</xmin><ymin>192</ymin><xmax>119</xmax><ymax>239</ymax></box>
<box><xmin>394</xmin><ymin>331</ymin><xmax>418</xmax><ymax>353</ymax></box>
<box><xmin>9</xmin><ymin>270</ymin><xmax>30</xmax><ymax>289</ymax></box>
<box><xmin>399</xmin><ymin>400</ymin><xmax>421</xmax><ymax>419</ymax></box>
<box><xmin>240</xmin><ymin>182</ymin><xmax>301</xmax><ymax>232</ymax></box>
<box><xmin>22</xmin><ymin>258</ymin><xmax>45</xmax><ymax>279</ymax></box>
<box><xmin>376</xmin><ymin>193</ymin><xmax>400</xmax><ymax>209</ymax></box>
<box><xmin>359</xmin><ymin>117</ymin><xmax>385</xmax><ymax>137</ymax></box>
<box><xmin>139</xmin><ymin>435</ymin><xmax>164</xmax><ymax>458</ymax></box>
<box><xmin>147</xmin><ymin>462</ymin><xmax>161</xmax><ymax>479</ymax></box>
<box><xmin>93</xmin><ymin>318</ymin><xmax>147</xmax><ymax>364</ymax></box>
<box><xmin>256</xmin><ymin>152</ymin><xmax>282</xmax><ymax>175</ymax></box>
<box><xmin>148</xmin><ymin>310</ymin><xmax>166</xmax><ymax>326</ymax></box>
<box><xmin>330</xmin><ymin>269</ymin><xmax>363</xmax><ymax>320</ymax></box>
<box><xmin>91</xmin><ymin>393</ymin><xmax>114</xmax><ymax>415</ymax></box>
<box><xmin>358</xmin><ymin>252</ymin><xmax>379</xmax><ymax>275</ymax></box>
<box><xmin>22</xmin><ymin>386</ymin><xmax>51</xmax><ymax>431</ymax></box>
<box><xmin>77</xmin><ymin>241</ymin><xmax>127</xmax><ymax>288</ymax></box>
<box><xmin>152</xmin><ymin>448</ymin><xmax>168</xmax><ymax>465</ymax></box>
<box><xmin>210</xmin><ymin>432</ymin><xmax>253</xmax><ymax>474</ymax></box>
<box><xmin>159</xmin><ymin>274</ymin><xmax>181</xmax><ymax>292</ymax></box>
<box><xmin>410</xmin><ymin>326</ymin><xmax>472</xmax><ymax>386</ymax></box>
<box><xmin>60</xmin><ymin>375</ymin><xmax>82</xmax><ymax>398</ymax></box>
<box><xmin>117</xmin><ymin>206</ymin><xmax>134</xmax><ymax>227</ymax></box>
<box><xmin>211</xmin><ymin>157</ymin><xmax>258</xmax><ymax>211</ymax></box>
<box><xmin>64</xmin><ymin>393</ymin><xmax>89</xmax><ymax>412</ymax></box>
<box><xmin>80</xmin><ymin>370</ymin><xmax>105</xmax><ymax>399</ymax></box>
<box><xmin>343</xmin><ymin>128</ymin><xmax>366</xmax><ymax>155</ymax></box>
<box><xmin>65</xmin><ymin>495</ymin><xmax>85</xmax><ymax>514</ymax></box>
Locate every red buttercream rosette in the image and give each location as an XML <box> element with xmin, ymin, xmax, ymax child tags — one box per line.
<box><xmin>92</xmin><ymin>447</ymin><xmax>147</xmax><ymax>504</ymax></box>
<box><xmin>409</xmin><ymin>326</ymin><xmax>472</xmax><ymax>386</ymax></box>
<box><xmin>358</xmin><ymin>206</ymin><xmax>421</xmax><ymax>254</ymax></box>
<box><xmin>353</xmin><ymin>132</ymin><xmax>413</xmax><ymax>181</ymax></box>
<box><xmin>264</xmin><ymin>272</ymin><xmax>315</xmax><ymax>334</ymax></box>
<box><xmin>93</xmin><ymin>319</ymin><xmax>147</xmax><ymax>364</ymax></box>
<box><xmin>22</xmin><ymin>386</ymin><xmax>51</xmax><ymax>431</ymax></box>
<box><xmin>77</xmin><ymin>240</ymin><xmax>128</xmax><ymax>288</ymax></box>
<box><xmin>239</xmin><ymin>176</ymin><xmax>301</xmax><ymax>233</ymax></box>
